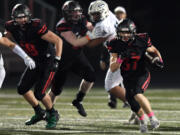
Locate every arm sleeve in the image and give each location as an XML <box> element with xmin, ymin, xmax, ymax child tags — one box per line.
<box><xmin>35</xmin><ymin>20</ymin><xmax>48</xmax><ymax>37</ymax></box>
<box><xmin>56</xmin><ymin>23</ymin><xmax>72</xmax><ymax>35</ymax></box>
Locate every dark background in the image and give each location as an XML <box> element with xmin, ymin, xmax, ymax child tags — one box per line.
<box><xmin>0</xmin><ymin>0</ymin><xmax>179</xmax><ymax>88</ymax></box>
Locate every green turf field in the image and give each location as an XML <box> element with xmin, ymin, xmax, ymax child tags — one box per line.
<box><xmin>0</xmin><ymin>88</ymin><xmax>180</xmax><ymax>135</ymax></box>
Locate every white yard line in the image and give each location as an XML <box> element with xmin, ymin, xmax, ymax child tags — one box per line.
<box><xmin>1</xmin><ymin>107</ymin><xmax>180</xmax><ymax>113</ymax></box>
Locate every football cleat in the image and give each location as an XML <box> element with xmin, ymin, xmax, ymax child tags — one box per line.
<box><xmin>46</xmin><ymin>111</ymin><xmax>59</xmax><ymax>129</ymax></box>
<box><xmin>140</xmin><ymin>122</ymin><xmax>148</xmax><ymax>133</ymax></box>
<box><xmin>72</xmin><ymin>100</ymin><xmax>87</xmax><ymax>117</ymax></box>
<box><xmin>150</xmin><ymin>116</ymin><xmax>160</xmax><ymax>130</ymax></box>
<box><xmin>25</xmin><ymin>110</ymin><xmax>46</xmax><ymax>125</ymax></box>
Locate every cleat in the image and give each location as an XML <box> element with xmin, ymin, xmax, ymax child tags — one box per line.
<box><xmin>46</xmin><ymin>111</ymin><xmax>59</xmax><ymax>129</ymax></box>
<box><xmin>128</xmin><ymin>112</ymin><xmax>136</xmax><ymax>124</ymax></box>
<box><xmin>140</xmin><ymin>122</ymin><xmax>148</xmax><ymax>133</ymax></box>
<box><xmin>133</xmin><ymin>116</ymin><xmax>140</xmax><ymax>125</ymax></box>
<box><xmin>108</xmin><ymin>101</ymin><xmax>117</xmax><ymax>109</ymax></box>
<box><xmin>150</xmin><ymin>116</ymin><xmax>160</xmax><ymax>130</ymax></box>
<box><xmin>72</xmin><ymin>100</ymin><xmax>87</xmax><ymax>117</ymax></box>
<box><xmin>25</xmin><ymin>110</ymin><xmax>46</xmax><ymax>125</ymax></box>
<box><xmin>122</xmin><ymin>102</ymin><xmax>130</xmax><ymax>108</ymax></box>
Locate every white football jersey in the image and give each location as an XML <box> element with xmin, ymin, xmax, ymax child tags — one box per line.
<box><xmin>91</xmin><ymin>11</ymin><xmax>119</xmax><ymax>40</ymax></box>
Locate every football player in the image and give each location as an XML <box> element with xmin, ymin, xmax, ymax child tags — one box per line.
<box><xmin>48</xmin><ymin>0</ymin><xmax>95</xmax><ymax>117</ymax></box>
<box><xmin>0</xmin><ymin>32</ymin><xmax>35</xmax><ymax>88</ymax></box>
<box><xmin>107</xmin><ymin>19</ymin><xmax>163</xmax><ymax>132</ymax></box>
<box><xmin>114</xmin><ymin>6</ymin><xmax>127</xmax><ymax>22</ymax></box>
<box><xmin>87</xmin><ymin>0</ymin><xmax>128</xmax><ymax>111</ymax></box>
<box><xmin>99</xmin><ymin>5</ymin><xmax>128</xmax><ymax>109</ymax></box>
<box><xmin>4</xmin><ymin>4</ymin><xmax>63</xmax><ymax>129</ymax></box>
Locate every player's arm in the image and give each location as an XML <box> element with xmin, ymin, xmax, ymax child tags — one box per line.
<box><xmin>146</xmin><ymin>45</ymin><xmax>164</xmax><ymax>68</ymax></box>
<box><xmin>60</xmin><ymin>31</ymin><xmax>90</xmax><ymax>47</ymax></box>
<box><xmin>146</xmin><ymin>45</ymin><xmax>162</xmax><ymax>60</ymax></box>
<box><xmin>86</xmin><ymin>21</ymin><xmax>94</xmax><ymax>32</ymax></box>
<box><xmin>3</xmin><ymin>31</ymin><xmax>35</xmax><ymax>69</ymax></box>
<box><xmin>41</xmin><ymin>30</ymin><xmax>63</xmax><ymax>58</ymax></box>
<box><xmin>110</xmin><ymin>53</ymin><xmax>122</xmax><ymax>72</ymax></box>
<box><xmin>86</xmin><ymin>37</ymin><xmax>108</xmax><ymax>48</ymax></box>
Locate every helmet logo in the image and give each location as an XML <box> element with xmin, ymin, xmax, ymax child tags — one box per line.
<box><xmin>98</xmin><ymin>3</ymin><xmax>105</xmax><ymax>8</ymax></box>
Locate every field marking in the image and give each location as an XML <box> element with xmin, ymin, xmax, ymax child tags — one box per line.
<box><xmin>1</xmin><ymin>93</ymin><xmax>180</xmax><ymax>100</ymax></box>
<box><xmin>1</xmin><ymin>107</ymin><xmax>180</xmax><ymax>113</ymax></box>
<box><xmin>2</xmin><ymin>101</ymin><xmax>180</xmax><ymax>106</ymax></box>
<box><xmin>1</xmin><ymin>116</ymin><xmax>180</xmax><ymax>124</ymax></box>
<box><xmin>1</xmin><ymin>124</ymin><xmax>180</xmax><ymax>135</ymax></box>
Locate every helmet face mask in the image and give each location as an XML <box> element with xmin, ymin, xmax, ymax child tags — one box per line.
<box><xmin>117</xmin><ymin>19</ymin><xmax>136</xmax><ymax>42</ymax></box>
<box><xmin>88</xmin><ymin>0</ymin><xmax>109</xmax><ymax>22</ymax></box>
<box><xmin>62</xmin><ymin>1</ymin><xmax>83</xmax><ymax>24</ymax></box>
<box><xmin>11</xmin><ymin>4</ymin><xmax>31</xmax><ymax>28</ymax></box>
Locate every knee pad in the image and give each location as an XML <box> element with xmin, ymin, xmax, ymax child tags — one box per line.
<box><xmin>17</xmin><ymin>85</ymin><xmax>29</xmax><ymax>95</ymax></box>
<box><xmin>126</xmin><ymin>92</ymin><xmax>141</xmax><ymax>113</ymax></box>
<box><xmin>105</xmin><ymin>68</ymin><xmax>123</xmax><ymax>92</ymax></box>
<box><xmin>34</xmin><ymin>90</ymin><xmax>45</xmax><ymax>101</ymax></box>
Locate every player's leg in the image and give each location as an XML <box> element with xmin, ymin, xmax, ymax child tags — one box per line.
<box><xmin>48</xmin><ymin>68</ymin><xmax>68</xmax><ymax>104</ymax></box>
<box><xmin>134</xmin><ymin>72</ymin><xmax>160</xmax><ymax>129</ymax></box>
<box><xmin>71</xmin><ymin>52</ymin><xmax>95</xmax><ymax>117</ymax></box>
<box><xmin>125</xmin><ymin>89</ymin><xmax>148</xmax><ymax>133</ymax></box>
<box><xmin>105</xmin><ymin>68</ymin><xmax>128</xmax><ymax>108</ymax></box>
<box><xmin>0</xmin><ymin>54</ymin><xmax>5</xmax><ymax>88</ymax></box>
<box><xmin>17</xmin><ymin>67</ymin><xmax>45</xmax><ymax>125</ymax></box>
<box><xmin>33</xmin><ymin>61</ymin><xmax>59</xmax><ymax>129</ymax></box>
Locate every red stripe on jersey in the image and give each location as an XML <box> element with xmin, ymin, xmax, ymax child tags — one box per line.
<box><xmin>57</xmin><ymin>27</ymin><xmax>72</xmax><ymax>31</ymax></box>
<box><xmin>141</xmin><ymin>72</ymin><xmax>151</xmax><ymax>91</ymax></box>
<box><xmin>147</xmin><ymin>38</ymin><xmax>152</xmax><ymax>47</ymax></box>
<box><xmin>38</xmin><ymin>24</ymin><xmax>47</xmax><ymax>34</ymax></box>
<box><xmin>41</xmin><ymin>72</ymin><xmax>55</xmax><ymax>94</ymax></box>
<box><xmin>41</xmin><ymin>26</ymin><xmax>47</xmax><ymax>34</ymax></box>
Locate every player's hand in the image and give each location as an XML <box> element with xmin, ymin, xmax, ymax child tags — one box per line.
<box><xmin>24</xmin><ymin>56</ymin><xmax>36</xmax><ymax>70</ymax></box>
<box><xmin>152</xmin><ymin>57</ymin><xmax>164</xmax><ymax>69</ymax></box>
<box><xmin>51</xmin><ymin>56</ymin><xmax>61</xmax><ymax>72</ymax></box>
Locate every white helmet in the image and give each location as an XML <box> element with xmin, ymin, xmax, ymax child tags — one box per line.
<box><xmin>88</xmin><ymin>0</ymin><xmax>109</xmax><ymax>22</ymax></box>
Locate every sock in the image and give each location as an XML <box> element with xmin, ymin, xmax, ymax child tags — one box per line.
<box><xmin>139</xmin><ymin>114</ymin><xmax>145</xmax><ymax>121</ymax></box>
<box><xmin>33</xmin><ymin>104</ymin><xmax>44</xmax><ymax>114</ymax></box>
<box><xmin>147</xmin><ymin>112</ymin><xmax>154</xmax><ymax>118</ymax></box>
<box><xmin>75</xmin><ymin>91</ymin><xmax>86</xmax><ymax>102</ymax></box>
<box><xmin>47</xmin><ymin>106</ymin><xmax>56</xmax><ymax>114</ymax></box>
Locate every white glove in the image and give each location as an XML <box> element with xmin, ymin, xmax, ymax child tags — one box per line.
<box><xmin>24</xmin><ymin>56</ymin><xmax>36</xmax><ymax>70</ymax></box>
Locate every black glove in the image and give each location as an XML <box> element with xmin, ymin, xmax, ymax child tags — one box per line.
<box><xmin>51</xmin><ymin>56</ymin><xmax>61</xmax><ymax>72</ymax></box>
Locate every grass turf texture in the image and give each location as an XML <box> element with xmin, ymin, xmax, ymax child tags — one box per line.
<box><xmin>0</xmin><ymin>88</ymin><xmax>180</xmax><ymax>135</ymax></box>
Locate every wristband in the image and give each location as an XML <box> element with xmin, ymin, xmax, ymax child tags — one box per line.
<box><xmin>55</xmin><ymin>56</ymin><xmax>61</xmax><ymax>61</ymax></box>
<box><xmin>159</xmin><ymin>58</ymin><xmax>163</xmax><ymax>63</ymax></box>
<box><xmin>117</xmin><ymin>58</ymin><xmax>123</xmax><ymax>64</ymax></box>
<box><xmin>85</xmin><ymin>35</ymin><xmax>91</xmax><ymax>41</ymax></box>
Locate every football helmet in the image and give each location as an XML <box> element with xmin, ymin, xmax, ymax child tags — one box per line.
<box><xmin>116</xmin><ymin>18</ymin><xmax>136</xmax><ymax>42</ymax></box>
<box><xmin>88</xmin><ymin>0</ymin><xmax>109</xmax><ymax>22</ymax></box>
<box><xmin>11</xmin><ymin>4</ymin><xmax>31</xmax><ymax>24</ymax></box>
<box><xmin>62</xmin><ymin>0</ymin><xmax>83</xmax><ymax>24</ymax></box>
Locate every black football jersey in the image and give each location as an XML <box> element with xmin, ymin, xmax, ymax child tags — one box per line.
<box><xmin>107</xmin><ymin>33</ymin><xmax>152</xmax><ymax>78</ymax></box>
<box><xmin>56</xmin><ymin>16</ymin><xmax>88</xmax><ymax>62</ymax></box>
<box><xmin>5</xmin><ymin>19</ymin><xmax>55</xmax><ymax>62</ymax></box>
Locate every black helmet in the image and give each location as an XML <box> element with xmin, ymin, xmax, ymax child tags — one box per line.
<box><xmin>11</xmin><ymin>4</ymin><xmax>31</xmax><ymax>23</ymax></box>
<box><xmin>117</xmin><ymin>19</ymin><xmax>136</xmax><ymax>42</ymax></box>
<box><xmin>62</xmin><ymin>0</ymin><xmax>83</xmax><ymax>23</ymax></box>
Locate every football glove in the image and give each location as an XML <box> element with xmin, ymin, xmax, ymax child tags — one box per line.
<box><xmin>51</xmin><ymin>56</ymin><xmax>61</xmax><ymax>72</ymax></box>
<box><xmin>24</xmin><ymin>56</ymin><xmax>36</xmax><ymax>70</ymax></box>
<box><xmin>152</xmin><ymin>57</ymin><xmax>164</xmax><ymax>69</ymax></box>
